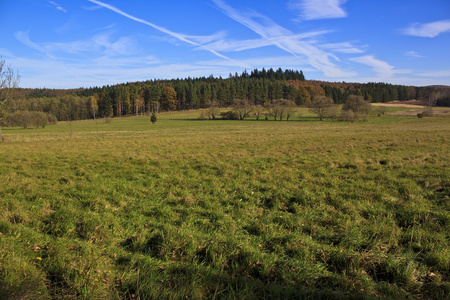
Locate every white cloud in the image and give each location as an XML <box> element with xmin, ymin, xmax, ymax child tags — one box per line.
<box><xmin>87</xmin><ymin>0</ymin><xmax>232</xmax><ymax>61</ymax></box>
<box><xmin>320</xmin><ymin>42</ymin><xmax>366</xmax><ymax>54</ymax></box>
<box><xmin>15</xmin><ymin>31</ymin><xmax>137</xmax><ymax>57</ymax></box>
<box><xmin>349</xmin><ymin>55</ymin><xmax>395</xmax><ymax>79</ymax></box>
<box><xmin>405</xmin><ymin>51</ymin><xmax>423</xmax><ymax>58</ymax></box>
<box><xmin>199</xmin><ymin>31</ymin><xmax>332</xmax><ymax>53</ymax></box>
<box><xmin>401</xmin><ymin>20</ymin><xmax>450</xmax><ymax>38</ymax></box>
<box><xmin>212</xmin><ymin>0</ymin><xmax>355</xmax><ymax>77</ymax></box>
<box><xmin>288</xmin><ymin>0</ymin><xmax>347</xmax><ymax>21</ymax></box>
<box><xmin>418</xmin><ymin>70</ymin><xmax>450</xmax><ymax>78</ymax></box>
<box><xmin>49</xmin><ymin>1</ymin><xmax>67</xmax><ymax>13</ymax></box>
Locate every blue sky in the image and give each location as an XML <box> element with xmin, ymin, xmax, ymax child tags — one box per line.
<box><xmin>1</xmin><ymin>0</ymin><xmax>449</xmax><ymax>88</ymax></box>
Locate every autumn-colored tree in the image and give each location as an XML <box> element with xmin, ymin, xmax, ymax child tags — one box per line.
<box><xmin>342</xmin><ymin>95</ymin><xmax>371</xmax><ymax>122</ymax></box>
<box><xmin>89</xmin><ymin>94</ymin><xmax>99</xmax><ymax>119</ymax></box>
<box><xmin>134</xmin><ymin>91</ymin><xmax>144</xmax><ymax>116</ymax></box>
<box><xmin>232</xmin><ymin>98</ymin><xmax>253</xmax><ymax>120</ymax></box>
<box><xmin>267</xmin><ymin>99</ymin><xmax>296</xmax><ymax>121</ymax></box>
<box><xmin>161</xmin><ymin>86</ymin><xmax>177</xmax><ymax>111</ymax></box>
<box><xmin>309</xmin><ymin>96</ymin><xmax>335</xmax><ymax>121</ymax></box>
<box><xmin>0</xmin><ymin>58</ymin><xmax>20</xmax><ymax>141</ymax></box>
<box><xmin>253</xmin><ymin>104</ymin><xmax>265</xmax><ymax>120</ymax></box>
<box><xmin>207</xmin><ymin>100</ymin><xmax>220</xmax><ymax>120</ymax></box>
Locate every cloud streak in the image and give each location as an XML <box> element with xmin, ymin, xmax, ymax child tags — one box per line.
<box><xmin>349</xmin><ymin>55</ymin><xmax>395</xmax><ymax>79</ymax></box>
<box><xmin>212</xmin><ymin>0</ymin><xmax>355</xmax><ymax>77</ymax></box>
<box><xmin>405</xmin><ymin>51</ymin><xmax>423</xmax><ymax>58</ymax></box>
<box><xmin>49</xmin><ymin>1</ymin><xmax>67</xmax><ymax>13</ymax></box>
<box><xmin>401</xmin><ymin>20</ymin><xmax>450</xmax><ymax>38</ymax></box>
<box><xmin>15</xmin><ymin>31</ymin><xmax>137</xmax><ymax>57</ymax></box>
<box><xmin>288</xmin><ymin>0</ymin><xmax>347</xmax><ymax>21</ymax></box>
<box><xmin>86</xmin><ymin>0</ymin><xmax>232</xmax><ymax>61</ymax></box>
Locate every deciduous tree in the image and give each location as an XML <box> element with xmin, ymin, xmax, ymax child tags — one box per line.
<box><xmin>342</xmin><ymin>95</ymin><xmax>371</xmax><ymax>122</ymax></box>
<box><xmin>89</xmin><ymin>94</ymin><xmax>99</xmax><ymax>119</ymax></box>
<box><xmin>267</xmin><ymin>99</ymin><xmax>296</xmax><ymax>121</ymax></box>
<box><xmin>309</xmin><ymin>96</ymin><xmax>335</xmax><ymax>121</ymax></box>
<box><xmin>0</xmin><ymin>58</ymin><xmax>20</xmax><ymax>141</ymax></box>
<box><xmin>232</xmin><ymin>98</ymin><xmax>253</xmax><ymax>120</ymax></box>
<box><xmin>161</xmin><ymin>86</ymin><xmax>177</xmax><ymax>111</ymax></box>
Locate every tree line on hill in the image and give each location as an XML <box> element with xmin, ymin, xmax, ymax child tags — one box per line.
<box><xmin>3</xmin><ymin>68</ymin><xmax>450</xmax><ymax>126</ymax></box>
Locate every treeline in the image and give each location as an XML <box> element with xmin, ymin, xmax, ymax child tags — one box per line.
<box><xmin>4</xmin><ymin>68</ymin><xmax>450</xmax><ymax>122</ymax></box>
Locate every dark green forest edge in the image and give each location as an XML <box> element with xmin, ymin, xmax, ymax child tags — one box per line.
<box><xmin>3</xmin><ymin>68</ymin><xmax>450</xmax><ymax>123</ymax></box>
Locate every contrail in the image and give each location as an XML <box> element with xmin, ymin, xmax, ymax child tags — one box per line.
<box><xmin>87</xmin><ymin>0</ymin><xmax>232</xmax><ymax>61</ymax></box>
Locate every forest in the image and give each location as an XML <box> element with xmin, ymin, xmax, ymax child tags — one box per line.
<box><xmin>3</xmin><ymin>68</ymin><xmax>450</xmax><ymax>123</ymax></box>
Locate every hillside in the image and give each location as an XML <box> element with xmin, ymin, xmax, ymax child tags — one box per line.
<box><xmin>4</xmin><ymin>68</ymin><xmax>450</xmax><ymax>123</ymax></box>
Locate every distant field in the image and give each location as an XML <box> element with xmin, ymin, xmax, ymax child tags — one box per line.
<box><xmin>1</xmin><ymin>108</ymin><xmax>449</xmax><ymax>299</ymax></box>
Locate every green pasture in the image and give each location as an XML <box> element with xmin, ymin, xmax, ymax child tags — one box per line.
<box><xmin>1</xmin><ymin>108</ymin><xmax>449</xmax><ymax>299</ymax></box>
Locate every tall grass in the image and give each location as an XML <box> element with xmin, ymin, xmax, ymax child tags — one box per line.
<box><xmin>1</xmin><ymin>111</ymin><xmax>449</xmax><ymax>298</ymax></box>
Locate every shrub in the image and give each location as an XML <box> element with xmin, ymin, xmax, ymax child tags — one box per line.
<box><xmin>47</xmin><ymin>113</ymin><xmax>57</xmax><ymax>125</ymax></box>
<box><xmin>340</xmin><ymin>110</ymin><xmax>356</xmax><ymax>123</ymax></box>
<box><xmin>5</xmin><ymin>111</ymin><xmax>49</xmax><ymax>129</ymax></box>
<box><xmin>220</xmin><ymin>111</ymin><xmax>239</xmax><ymax>120</ymax></box>
<box><xmin>309</xmin><ymin>96</ymin><xmax>335</xmax><ymax>121</ymax></box>
<box><xmin>375</xmin><ymin>106</ymin><xmax>386</xmax><ymax>117</ymax></box>
<box><xmin>150</xmin><ymin>113</ymin><xmax>157</xmax><ymax>124</ymax></box>
<box><xmin>342</xmin><ymin>95</ymin><xmax>371</xmax><ymax>122</ymax></box>
<box><xmin>421</xmin><ymin>109</ymin><xmax>434</xmax><ymax>117</ymax></box>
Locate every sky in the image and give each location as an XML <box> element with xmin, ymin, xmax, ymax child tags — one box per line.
<box><xmin>0</xmin><ymin>0</ymin><xmax>449</xmax><ymax>89</ymax></box>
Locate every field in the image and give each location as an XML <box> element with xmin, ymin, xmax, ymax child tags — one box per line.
<box><xmin>1</xmin><ymin>107</ymin><xmax>449</xmax><ymax>299</ymax></box>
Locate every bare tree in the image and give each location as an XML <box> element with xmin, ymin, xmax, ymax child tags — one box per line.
<box><xmin>206</xmin><ymin>100</ymin><xmax>220</xmax><ymax>120</ymax></box>
<box><xmin>267</xmin><ymin>99</ymin><xmax>296</xmax><ymax>121</ymax></box>
<box><xmin>342</xmin><ymin>95</ymin><xmax>371</xmax><ymax>122</ymax></box>
<box><xmin>253</xmin><ymin>104</ymin><xmax>265</xmax><ymax>120</ymax></box>
<box><xmin>0</xmin><ymin>58</ymin><xmax>20</xmax><ymax>141</ymax></box>
<box><xmin>309</xmin><ymin>96</ymin><xmax>335</xmax><ymax>121</ymax></box>
<box><xmin>232</xmin><ymin>99</ymin><xmax>253</xmax><ymax>120</ymax></box>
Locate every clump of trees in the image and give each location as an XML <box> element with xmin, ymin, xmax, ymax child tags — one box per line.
<box><xmin>309</xmin><ymin>96</ymin><xmax>337</xmax><ymax>121</ymax></box>
<box><xmin>3</xmin><ymin>66</ymin><xmax>450</xmax><ymax>127</ymax></box>
<box><xmin>5</xmin><ymin>111</ymin><xmax>55</xmax><ymax>128</ymax></box>
<box><xmin>341</xmin><ymin>95</ymin><xmax>372</xmax><ymax>122</ymax></box>
<box><xmin>266</xmin><ymin>99</ymin><xmax>297</xmax><ymax>121</ymax></box>
<box><xmin>212</xmin><ymin>98</ymin><xmax>298</xmax><ymax>121</ymax></box>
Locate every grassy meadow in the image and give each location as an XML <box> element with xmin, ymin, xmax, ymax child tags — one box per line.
<box><xmin>0</xmin><ymin>107</ymin><xmax>449</xmax><ymax>299</ymax></box>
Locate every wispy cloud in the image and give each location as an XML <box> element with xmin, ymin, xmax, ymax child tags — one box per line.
<box><xmin>401</xmin><ymin>20</ymin><xmax>450</xmax><ymax>38</ymax></box>
<box><xmin>212</xmin><ymin>0</ymin><xmax>355</xmax><ymax>77</ymax></box>
<box><xmin>320</xmin><ymin>42</ymin><xmax>366</xmax><ymax>54</ymax></box>
<box><xmin>418</xmin><ymin>70</ymin><xmax>450</xmax><ymax>78</ymax></box>
<box><xmin>405</xmin><ymin>51</ymin><xmax>423</xmax><ymax>58</ymax></box>
<box><xmin>15</xmin><ymin>31</ymin><xmax>136</xmax><ymax>57</ymax></box>
<box><xmin>15</xmin><ymin>31</ymin><xmax>56</xmax><ymax>59</ymax></box>
<box><xmin>200</xmin><ymin>30</ymin><xmax>332</xmax><ymax>52</ymax></box>
<box><xmin>86</xmin><ymin>0</ymin><xmax>232</xmax><ymax>61</ymax></box>
<box><xmin>49</xmin><ymin>1</ymin><xmax>67</xmax><ymax>13</ymax></box>
<box><xmin>288</xmin><ymin>0</ymin><xmax>347</xmax><ymax>21</ymax></box>
<box><xmin>349</xmin><ymin>55</ymin><xmax>395</xmax><ymax>79</ymax></box>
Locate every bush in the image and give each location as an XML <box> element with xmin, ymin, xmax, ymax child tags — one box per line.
<box><xmin>421</xmin><ymin>109</ymin><xmax>434</xmax><ymax>117</ymax></box>
<box><xmin>309</xmin><ymin>96</ymin><xmax>335</xmax><ymax>121</ymax></box>
<box><xmin>150</xmin><ymin>113</ymin><xmax>157</xmax><ymax>124</ymax></box>
<box><xmin>342</xmin><ymin>95</ymin><xmax>371</xmax><ymax>122</ymax></box>
<box><xmin>375</xmin><ymin>106</ymin><xmax>386</xmax><ymax>117</ymax></box>
<box><xmin>340</xmin><ymin>110</ymin><xmax>356</xmax><ymax>123</ymax></box>
<box><xmin>5</xmin><ymin>111</ymin><xmax>49</xmax><ymax>129</ymax></box>
<box><xmin>47</xmin><ymin>113</ymin><xmax>57</xmax><ymax>125</ymax></box>
<box><xmin>220</xmin><ymin>111</ymin><xmax>239</xmax><ymax>120</ymax></box>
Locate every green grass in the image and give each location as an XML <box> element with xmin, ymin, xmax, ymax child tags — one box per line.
<box><xmin>1</xmin><ymin>110</ymin><xmax>449</xmax><ymax>299</ymax></box>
